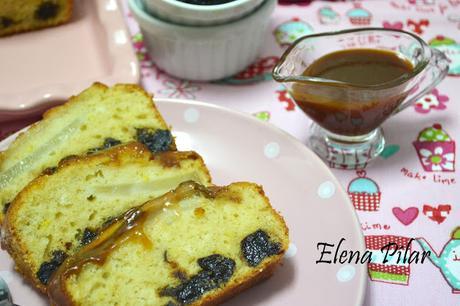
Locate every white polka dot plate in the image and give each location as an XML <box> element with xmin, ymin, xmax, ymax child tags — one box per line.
<box><xmin>0</xmin><ymin>98</ymin><xmax>366</xmax><ymax>306</ymax></box>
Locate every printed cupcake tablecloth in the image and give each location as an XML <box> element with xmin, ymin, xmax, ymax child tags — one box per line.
<box><xmin>1</xmin><ymin>0</ymin><xmax>460</xmax><ymax>305</ymax></box>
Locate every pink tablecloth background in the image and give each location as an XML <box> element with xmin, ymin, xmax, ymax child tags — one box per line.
<box><xmin>2</xmin><ymin>0</ymin><xmax>460</xmax><ymax>305</ymax></box>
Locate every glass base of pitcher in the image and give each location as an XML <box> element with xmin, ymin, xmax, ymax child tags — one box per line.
<box><xmin>308</xmin><ymin>124</ymin><xmax>385</xmax><ymax>170</ymax></box>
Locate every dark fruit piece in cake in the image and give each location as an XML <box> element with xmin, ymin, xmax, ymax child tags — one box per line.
<box><xmin>35</xmin><ymin>1</ymin><xmax>60</xmax><ymax>20</ymax></box>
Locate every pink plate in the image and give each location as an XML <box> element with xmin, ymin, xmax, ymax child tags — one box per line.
<box><xmin>0</xmin><ymin>0</ymin><xmax>139</xmax><ymax>122</ymax></box>
<box><xmin>0</xmin><ymin>99</ymin><xmax>366</xmax><ymax>305</ymax></box>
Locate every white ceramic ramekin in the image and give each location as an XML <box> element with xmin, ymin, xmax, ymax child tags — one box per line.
<box><xmin>129</xmin><ymin>0</ymin><xmax>276</xmax><ymax>81</ymax></box>
<box><xmin>142</xmin><ymin>0</ymin><xmax>264</xmax><ymax>26</ymax></box>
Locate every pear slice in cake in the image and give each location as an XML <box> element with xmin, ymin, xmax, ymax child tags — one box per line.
<box><xmin>0</xmin><ymin>82</ymin><xmax>176</xmax><ymax>223</ymax></box>
<box><xmin>48</xmin><ymin>181</ymin><xmax>289</xmax><ymax>306</ymax></box>
<box><xmin>1</xmin><ymin>143</ymin><xmax>211</xmax><ymax>292</ymax></box>
<box><xmin>0</xmin><ymin>0</ymin><xmax>73</xmax><ymax>37</ymax></box>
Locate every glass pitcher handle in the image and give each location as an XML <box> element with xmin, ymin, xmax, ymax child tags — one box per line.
<box><xmin>394</xmin><ymin>48</ymin><xmax>449</xmax><ymax>114</ymax></box>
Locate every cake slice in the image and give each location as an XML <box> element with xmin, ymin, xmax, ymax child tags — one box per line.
<box><xmin>1</xmin><ymin>143</ymin><xmax>210</xmax><ymax>292</ymax></box>
<box><xmin>0</xmin><ymin>82</ymin><xmax>176</xmax><ymax>223</ymax></box>
<box><xmin>0</xmin><ymin>0</ymin><xmax>73</xmax><ymax>37</ymax></box>
<box><xmin>48</xmin><ymin>181</ymin><xmax>289</xmax><ymax>306</ymax></box>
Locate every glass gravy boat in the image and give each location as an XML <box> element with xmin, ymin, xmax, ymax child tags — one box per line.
<box><xmin>273</xmin><ymin>28</ymin><xmax>449</xmax><ymax>169</ymax></box>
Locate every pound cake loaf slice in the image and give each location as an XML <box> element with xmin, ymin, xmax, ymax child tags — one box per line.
<box><xmin>48</xmin><ymin>181</ymin><xmax>289</xmax><ymax>306</ymax></box>
<box><xmin>0</xmin><ymin>0</ymin><xmax>73</xmax><ymax>37</ymax></box>
<box><xmin>1</xmin><ymin>143</ymin><xmax>210</xmax><ymax>292</ymax></box>
<box><xmin>0</xmin><ymin>82</ymin><xmax>176</xmax><ymax>223</ymax></box>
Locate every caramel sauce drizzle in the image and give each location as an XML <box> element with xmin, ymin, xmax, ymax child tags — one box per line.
<box><xmin>48</xmin><ymin>181</ymin><xmax>222</xmax><ymax>306</ymax></box>
<box><xmin>155</xmin><ymin>151</ymin><xmax>199</xmax><ymax>168</ymax></box>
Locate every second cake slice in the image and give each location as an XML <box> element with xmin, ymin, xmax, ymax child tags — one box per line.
<box><xmin>0</xmin><ymin>83</ymin><xmax>176</xmax><ymax>223</ymax></box>
<box><xmin>1</xmin><ymin>142</ymin><xmax>211</xmax><ymax>292</ymax></box>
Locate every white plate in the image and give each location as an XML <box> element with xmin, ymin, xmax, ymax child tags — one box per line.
<box><xmin>0</xmin><ymin>98</ymin><xmax>366</xmax><ymax>306</ymax></box>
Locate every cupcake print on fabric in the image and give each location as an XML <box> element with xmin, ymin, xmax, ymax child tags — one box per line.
<box><xmin>132</xmin><ymin>33</ymin><xmax>153</xmax><ymax>68</ymax></box>
<box><xmin>413</xmin><ymin>124</ymin><xmax>456</xmax><ymax>172</ymax></box>
<box><xmin>348</xmin><ymin>170</ymin><xmax>381</xmax><ymax>212</ymax></box>
<box><xmin>366</xmin><ymin>235</ymin><xmax>412</xmax><ymax>285</ymax></box>
<box><xmin>429</xmin><ymin>36</ymin><xmax>460</xmax><ymax>76</ymax></box>
<box><xmin>318</xmin><ymin>6</ymin><xmax>340</xmax><ymax>25</ymax></box>
<box><xmin>274</xmin><ymin>18</ymin><xmax>314</xmax><ymax>47</ymax></box>
<box><xmin>347</xmin><ymin>3</ymin><xmax>372</xmax><ymax>26</ymax></box>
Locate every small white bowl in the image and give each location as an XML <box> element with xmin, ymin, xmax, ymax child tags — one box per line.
<box><xmin>142</xmin><ymin>0</ymin><xmax>265</xmax><ymax>26</ymax></box>
<box><xmin>129</xmin><ymin>0</ymin><xmax>276</xmax><ymax>81</ymax></box>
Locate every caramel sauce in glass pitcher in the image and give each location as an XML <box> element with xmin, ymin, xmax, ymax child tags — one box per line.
<box><xmin>291</xmin><ymin>48</ymin><xmax>414</xmax><ymax>136</ymax></box>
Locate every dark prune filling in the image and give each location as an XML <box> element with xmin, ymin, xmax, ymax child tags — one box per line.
<box><xmin>37</xmin><ymin>250</ymin><xmax>67</xmax><ymax>285</ymax></box>
<box><xmin>80</xmin><ymin>228</ymin><xmax>98</xmax><ymax>246</ymax></box>
<box><xmin>136</xmin><ymin>128</ymin><xmax>173</xmax><ymax>153</ymax></box>
<box><xmin>2</xmin><ymin>202</ymin><xmax>11</xmax><ymax>214</ymax></box>
<box><xmin>160</xmin><ymin>254</ymin><xmax>235</xmax><ymax>305</ymax></box>
<box><xmin>35</xmin><ymin>1</ymin><xmax>60</xmax><ymax>20</ymax></box>
<box><xmin>87</xmin><ymin>138</ymin><xmax>122</xmax><ymax>154</ymax></box>
<box><xmin>241</xmin><ymin>229</ymin><xmax>282</xmax><ymax>267</ymax></box>
<box><xmin>42</xmin><ymin>166</ymin><xmax>57</xmax><ymax>175</ymax></box>
<box><xmin>0</xmin><ymin>17</ymin><xmax>14</xmax><ymax>28</ymax></box>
